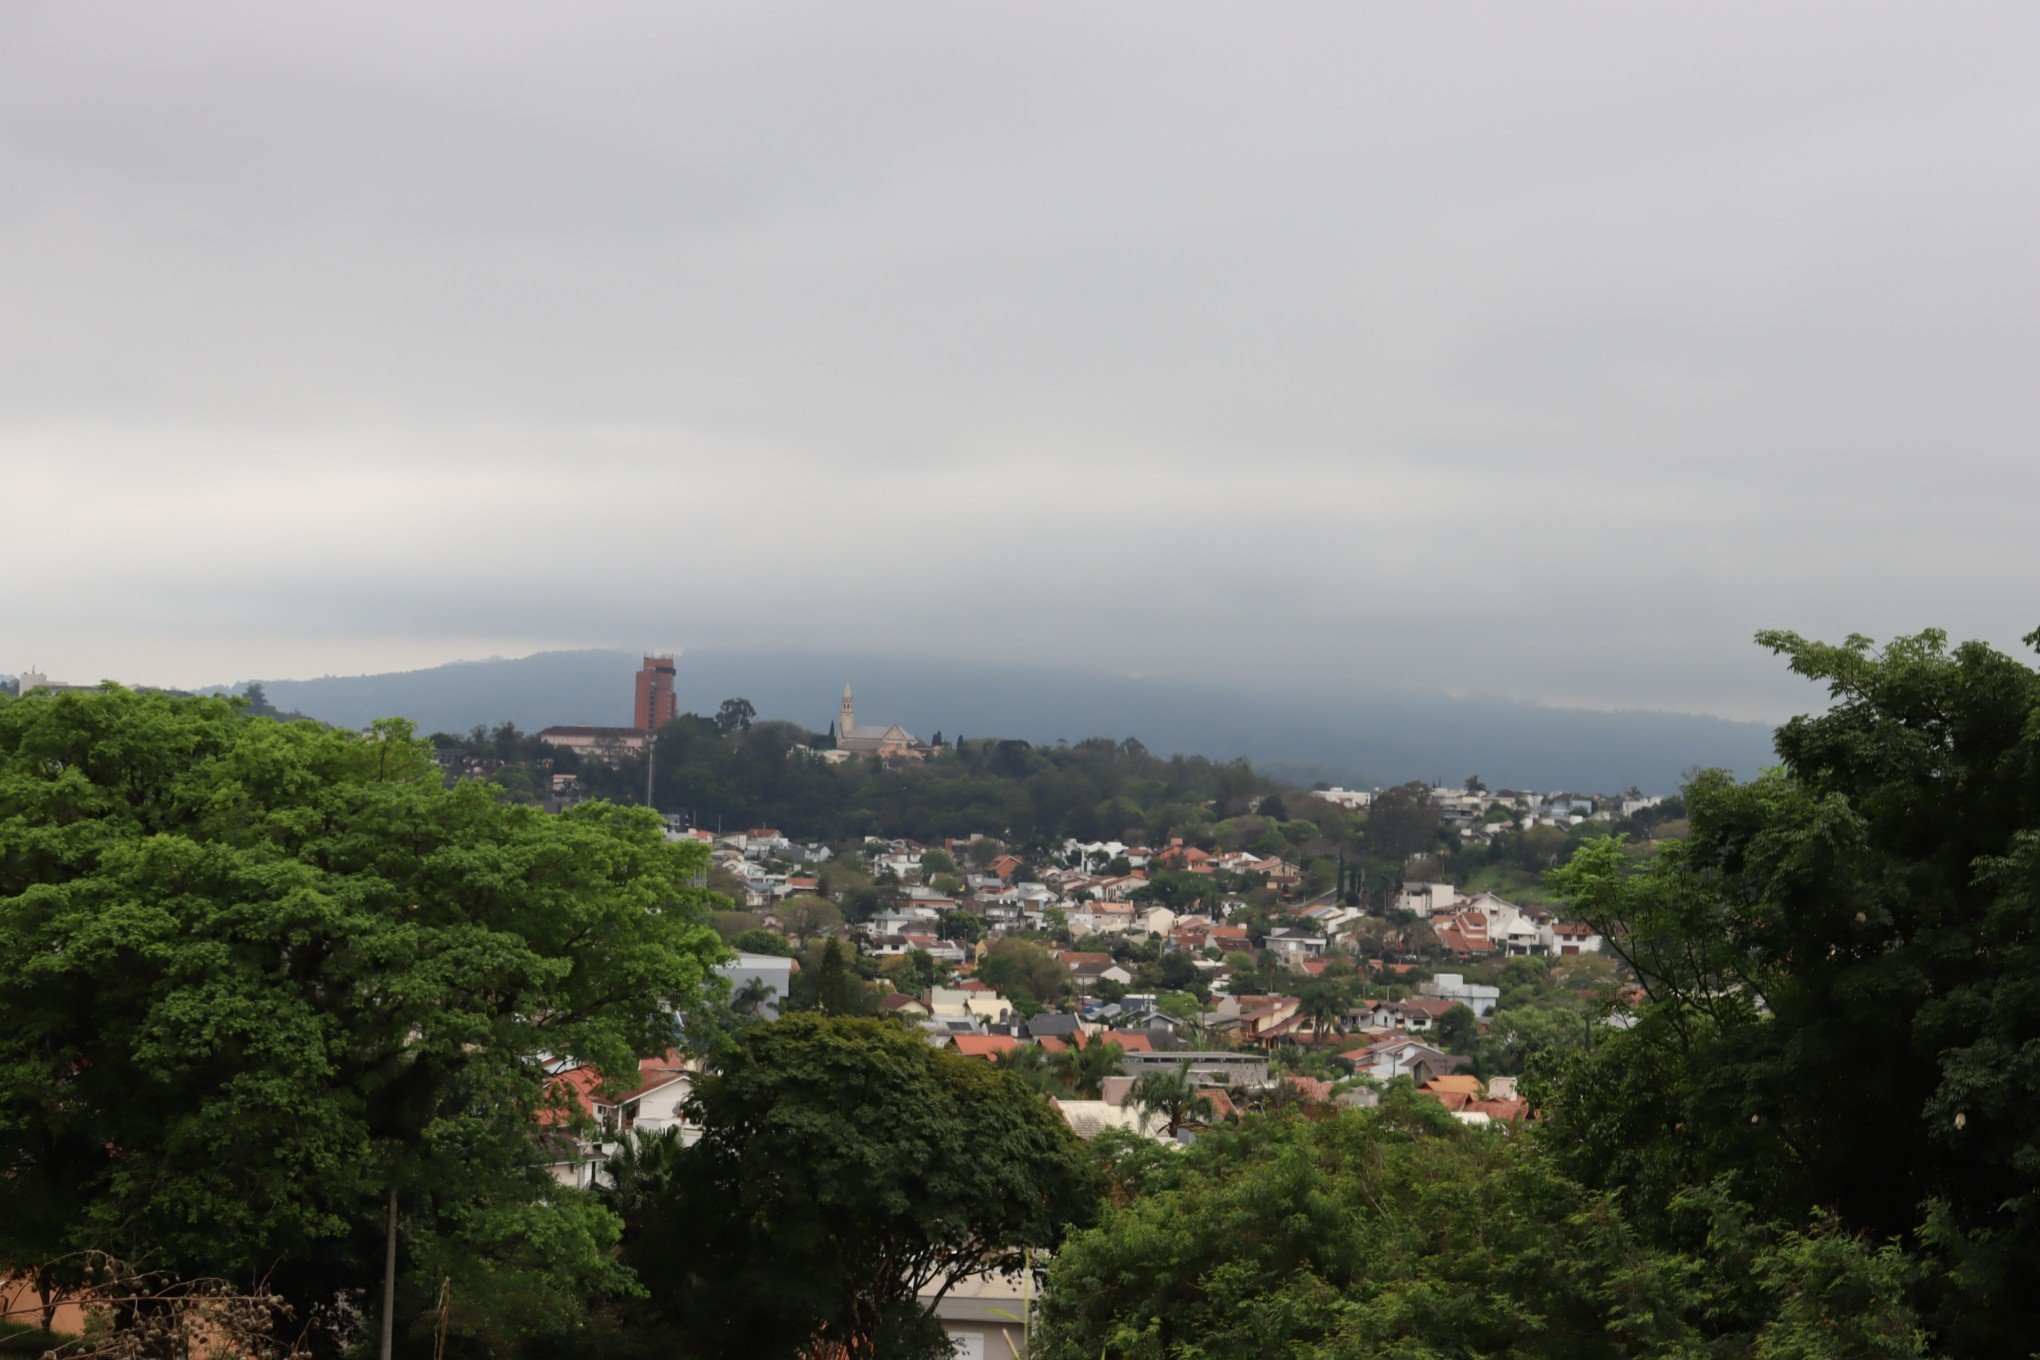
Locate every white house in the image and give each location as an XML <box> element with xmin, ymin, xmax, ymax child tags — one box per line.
<box><xmin>1346</xmin><ymin>1037</ymin><xmax>1456</xmax><ymax>1083</ymax></box>
<box><xmin>1264</xmin><ymin>928</ymin><xmax>1326</xmax><ymax>962</ymax></box>
<box><xmin>1544</xmin><ymin>921</ymin><xmax>1604</xmax><ymax>955</ymax></box>
<box><xmin>1457</xmin><ymin>892</ymin><xmax>1545</xmax><ymax>957</ymax></box>
<box><xmin>1420</xmin><ymin>972</ymin><xmax>1502</xmax><ymax>1019</ymax></box>
<box><xmin>1396</xmin><ymin>882</ymin><xmax>1459</xmax><ymax>918</ymax></box>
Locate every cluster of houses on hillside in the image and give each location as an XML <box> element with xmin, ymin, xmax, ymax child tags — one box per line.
<box><xmin>533</xmin><ymin>803</ymin><xmax>1610</xmax><ymax>1356</ymax></box>
<box><xmin>540</xmin><ymin>973</ymin><xmax>1532</xmax><ymax>1184</ymax></box>
<box><xmin>1312</xmin><ymin>783</ymin><xmax>1664</xmax><ymax>843</ymax></box>
<box><xmin>1393</xmin><ymin>885</ymin><xmax>1605</xmax><ymax>957</ymax></box>
<box><xmin>528</xmin><ymin>815</ymin><xmax>1604</xmax><ymax>1169</ymax></box>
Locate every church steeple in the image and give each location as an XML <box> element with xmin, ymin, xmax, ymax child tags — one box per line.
<box><xmin>839</xmin><ymin>682</ymin><xmax>856</xmax><ymax>740</ymax></box>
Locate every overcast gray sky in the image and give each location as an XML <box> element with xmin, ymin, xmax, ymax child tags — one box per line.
<box><xmin>4</xmin><ymin>1</ymin><xmax>2035</xmax><ymax>719</ymax></box>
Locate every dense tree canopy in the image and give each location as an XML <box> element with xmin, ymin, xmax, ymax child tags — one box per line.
<box><xmin>1038</xmin><ymin>1099</ymin><xmax>1924</xmax><ymax>1360</ymax></box>
<box><xmin>1529</xmin><ymin>628</ymin><xmax>2040</xmax><ymax>1357</ymax></box>
<box><xmin>0</xmin><ymin>687</ymin><xmax>724</xmax><ymax>1353</ymax></box>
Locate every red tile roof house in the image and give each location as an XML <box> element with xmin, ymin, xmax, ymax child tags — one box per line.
<box><xmin>950</xmin><ymin>1034</ymin><xmax>1022</xmax><ymax>1061</ymax></box>
<box><xmin>1432</xmin><ymin>908</ymin><xmax>1500</xmax><ymax>958</ymax></box>
<box><xmin>1154</xmin><ymin>838</ymin><xmax>1213</xmax><ymax>869</ymax></box>
<box><xmin>1087</xmin><ymin>1030</ymin><xmax>1155</xmax><ymax>1054</ymax></box>
<box><xmin>1391</xmin><ymin>997</ymin><xmax>1461</xmax><ymax>1032</ymax></box>
<box><xmin>1468</xmin><ymin>1096</ymin><xmax>1530</xmax><ymax>1123</ymax></box>
<box><xmin>539</xmin><ymin>1052</ymin><xmax>698</xmax><ymax>1189</ymax></box>
<box><xmin>1284</xmin><ymin>1073</ymin><xmax>1336</xmax><ymax>1104</ymax></box>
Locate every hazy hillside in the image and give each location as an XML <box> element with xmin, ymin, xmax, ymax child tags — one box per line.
<box><xmin>236</xmin><ymin>648</ymin><xmax>1778</xmax><ymax>795</ymax></box>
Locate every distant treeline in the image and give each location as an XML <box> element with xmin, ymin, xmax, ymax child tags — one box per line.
<box><xmin>444</xmin><ymin>714</ymin><xmax>1294</xmax><ymax>846</ymax></box>
<box><xmin>431</xmin><ymin>712</ymin><xmax>1681</xmax><ymax>904</ymax></box>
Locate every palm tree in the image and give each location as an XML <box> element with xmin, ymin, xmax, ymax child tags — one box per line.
<box><xmin>1130</xmin><ymin>1065</ymin><xmax>1215</xmax><ymax>1138</ymax></box>
<box><xmin>1177</xmin><ymin>1013</ymin><xmax>1215</xmax><ymax>1049</ymax></box>
<box><xmin>730</xmin><ymin>976</ymin><xmax>775</xmax><ymax>1017</ymax></box>
<box><xmin>1297</xmin><ymin>979</ymin><xmax>1349</xmax><ymax>1043</ymax></box>
<box><xmin>992</xmin><ymin>1043</ymin><xmax>1060</xmax><ymax>1095</ymax></box>
<box><xmin>599</xmin><ymin>1125</ymin><xmax>686</xmax><ymax>1229</ymax></box>
<box><xmin>1051</xmin><ymin>1039</ymin><xmax>1125</xmax><ymax>1099</ymax></box>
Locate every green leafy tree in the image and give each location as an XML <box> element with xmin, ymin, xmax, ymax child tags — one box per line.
<box><xmin>888</xmin><ymin>947</ymin><xmax>949</xmax><ymax>996</ymax></box>
<box><xmin>1362</xmin><ymin>780</ymin><xmax>1447</xmax><ymax>867</ymax></box>
<box><xmin>1529</xmin><ymin>628</ymin><xmax>2040</xmax><ymax>1357</ymax></box>
<box><xmin>775</xmin><ymin>894</ymin><xmax>843</xmax><ymax>947</ymax></box>
<box><xmin>918</xmin><ymin>847</ymin><xmax>958</xmax><ymax>877</ymax></box>
<box><xmin>730</xmin><ymin>927</ymin><xmax>796</xmax><ymax>957</ymax></box>
<box><xmin>714</xmin><ymin>697</ymin><xmax>756</xmax><ymax>736</ymax></box>
<box><xmin>793</xmin><ymin>938</ymin><xmax>878</xmax><ymax>1016</ymax></box>
<box><xmin>1036</xmin><ymin>1100</ymin><xmax>1925</xmax><ymax>1360</ymax></box>
<box><xmin>939</xmin><ymin>910</ymin><xmax>984</xmax><ymax>945</ymax></box>
<box><xmin>636</xmin><ymin>1015</ymin><xmax>1095</xmax><ymax>1360</ymax></box>
<box><xmin>0</xmin><ymin>687</ymin><xmax>724</xmax><ymax>1353</ymax></box>
<box><xmin>1433</xmin><ymin>1001</ymin><xmax>1480</xmax><ymax>1053</ymax></box>
<box><xmin>978</xmin><ymin>937</ymin><xmax>1067</xmax><ymax>1007</ymax></box>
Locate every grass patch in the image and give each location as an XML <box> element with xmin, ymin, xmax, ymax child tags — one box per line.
<box><xmin>1459</xmin><ymin>864</ymin><xmax>1563</xmax><ymax>905</ymax></box>
<box><xmin>0</xmin><ymin>1318</ymin><xmax>82</xmax><ymax>1355</ymax></box>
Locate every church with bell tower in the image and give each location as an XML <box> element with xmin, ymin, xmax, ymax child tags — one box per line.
<box><xmin>833</xmin><ymin>681</ymin><xmax>926</xmax><ymax>758</ymax></box>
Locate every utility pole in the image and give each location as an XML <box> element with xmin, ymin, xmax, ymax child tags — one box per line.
<box><xmin>644</xmin><ymin>733</ymin><xmax>657</xmax><ymax>811</ymax></box>
<box><xmin>380</xmin><ymin>1188</ymin><xmax>398</xmax><ymax>1360</ymax></box>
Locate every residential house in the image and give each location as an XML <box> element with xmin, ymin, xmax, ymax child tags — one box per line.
<box><xmin>1396</xmin><ymin>882</ymin><xmax>1459</xmax><ymax>918</ymax></box>
<box><xmin>1366</xmin><ymin>997</ymin><xmax>1459</xmax><ymax>1033</ymax></box>
<box><xmin>1420</xmin><ymin>972</ymin><xmax>1502</xmax><ymax>1018</ymax></box>
<box><xmin>1264</xmin><ymin>927</ymin><xmax>1326</xmax><ymax>967</ymax></box>
<box><xmin>929</xmin><ymin>982</ymin><xmax>1013</xmax><ymax>1024</ymax></box>
<box><xmin>1431</xmin><ymin>910</ymin><xmax>1493</xmax><ymax>958</ymax></box>
<box><xmin>540</xmin><ymin>1051</ymin><xmax>702</xmax><ymax>1190</ymax></box>
<box><xmin>1338</xmin><ymin>1036</ymin><xmax>1462</xmax><ymax>1084</ymax></box>
<box><xmin>949</xmin><ymin>1034</ymin><xmax>1022</xmax><ymax>1061</ymax></box>
<box><xmin>922</xmin><ymin>1269</ymin><xmax>1036</xmax><ymax>1360</ymax></box>
<box><xmin>1545</xmin><ymin>920</ymin><xmax>1604</xmax><ymax>955</ymax></box>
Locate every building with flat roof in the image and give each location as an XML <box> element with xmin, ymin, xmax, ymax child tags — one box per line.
<box><xmin>537</xmin><ymin>726</ymin><xmax>648</xmax><ymax>761</ymax></box>
<box><xmin>634</xmin><ymin>655</ymin><xmax>676</xmax><ymax>731</ymax></box>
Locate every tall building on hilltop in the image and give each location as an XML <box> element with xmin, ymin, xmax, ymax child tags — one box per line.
<box><xmin>634</xmin><ymin>655</ymin><xmax>677</xmax><ymax>731</ymax></box>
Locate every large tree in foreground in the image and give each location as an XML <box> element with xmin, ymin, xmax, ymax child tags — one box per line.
<box><xmin>633</xmin><ymin>1013</ymin><xmax>1095</xmax><ymax>1360</ymax></box>
<box><xmin>0</xmin><ymin>687</ymin><xmax>725</xmax><ymax>1354</ymax></box>
<box><xmin>1531</xmin><ymin>628</ymin><xmax>2040</xmax><ymax>1357</ymax></box>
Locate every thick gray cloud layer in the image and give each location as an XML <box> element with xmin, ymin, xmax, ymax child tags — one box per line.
<box><xmin>4</xmin><ymin>2</ymin><xmax>2036</xmax><ymax>718</ymax></box>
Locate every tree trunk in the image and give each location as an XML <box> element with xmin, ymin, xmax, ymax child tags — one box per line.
<box><xmin>35</xmin><ymin>1265</ymin><xmax>57</xmax><ymax>1335</ymax></box>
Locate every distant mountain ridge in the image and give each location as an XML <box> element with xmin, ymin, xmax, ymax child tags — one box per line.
<box><xmin>234</xmin><ymin>648</ymin><xmax>1778</xmax><ymax>795</ymax></box>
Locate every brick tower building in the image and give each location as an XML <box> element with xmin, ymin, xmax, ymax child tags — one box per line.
<box><xmin>633</xmin><ymin>655</ymin><xmax>676</xmax><ymax>731</ymax></box>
